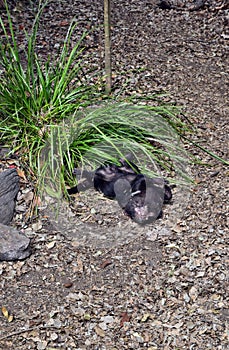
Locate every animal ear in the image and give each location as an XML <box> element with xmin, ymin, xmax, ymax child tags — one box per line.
<box><xmin>95</xmin><ymin>164</ymin><xmax>119</xmax><ymax>181</ymax></box>
<box><xmin>118</xmin><ymin>158</ymin><xmax>140</xmax><ymax>174</ymax></box>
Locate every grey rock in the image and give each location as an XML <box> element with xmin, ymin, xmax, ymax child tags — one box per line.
<box><xmin>0</xmin><ymin>223</ymin><xmax>31</xmax><ymax>261</ymax></box>
<box><xmin>0</xmin><ymin>168</ymin><xmax>20</xmax><ymax>224</ymax></box>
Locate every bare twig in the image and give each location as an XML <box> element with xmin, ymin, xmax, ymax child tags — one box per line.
<box><xmin>0</xmin><ymin>325</ymin><xmax>60</xmax><ymax>341</ymax></box>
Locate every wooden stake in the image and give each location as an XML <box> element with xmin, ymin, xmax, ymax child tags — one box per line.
<box><xmin>104</xmin><ymin>0</ymin><xmax>111</xmax><ymax>94</ymax></box>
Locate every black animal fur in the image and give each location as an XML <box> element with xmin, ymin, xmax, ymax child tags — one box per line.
<box><xmin>68</xmin><ymin>159</ymin><xmax>172</xmax><ymax>224</ymax></box>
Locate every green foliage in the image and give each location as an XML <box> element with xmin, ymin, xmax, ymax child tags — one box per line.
<box><xmin>38</xmin><ymin>102</ymin><xmax>193</xmax><ymax>198</ymax></box>
<box><xmin>0</xmin><ymin>0</ymin><xmax>100</xmax><ymax>160</ymax></box>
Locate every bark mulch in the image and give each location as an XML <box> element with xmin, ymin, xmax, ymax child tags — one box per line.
<box><xmin>0</xmin><ymin>1</ymin><xmax>228</xmax><ymax>349</ymax></box>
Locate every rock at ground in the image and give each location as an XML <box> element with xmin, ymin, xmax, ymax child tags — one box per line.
<box><xmin>0</xmin><ymin>223</ymin><xmax>31</xmax><ymax>261</ymax></box>
<box><xmin>0</xmin><ymin>168</ymin><xmax>20</xmax><ymax>225</ymax></box>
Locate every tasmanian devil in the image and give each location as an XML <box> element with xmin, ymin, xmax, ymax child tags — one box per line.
<box><xmin>68</xmin><ymin>159</ymin><xmax>140</xmax><ymax>197</ymax></box>
<box><xmin>121</xmin><ymin>176</ymin><xmax>171</xmax><ymax>224</ymax></box>
<box><xmin>67</xmin><ymin>158</ymin><xmax>172</xmax><ymax>224</ymax></box>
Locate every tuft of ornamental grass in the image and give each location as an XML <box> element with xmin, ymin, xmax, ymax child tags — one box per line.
<box><xmin>38</xmin><ymin>102</ymin><xmax>193</xmax><ymax>198</ymax></box>
<box><xmin>0</xmin><ymin>0</ymin><xmax>102</xmax><ymax>164</ymax></box>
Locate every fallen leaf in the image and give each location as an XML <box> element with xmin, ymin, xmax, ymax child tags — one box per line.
<box><xmin>63</xmin><ymin>281</ymin><xmax>73</xmax><ymax>288</ymax></box>
<box><xmin>71</xmin><ymin>240</ymin><xmax>80</xmax><ymax>248</ymax></box>
<box><xmin>120</xmin><ymin>312</ymin><xmax>131</xmax><ymax>327</ymax></box>
<box><xmin>46</xmin><ymin>241</ymin><xmax>56</xmax><ymax>249</ymax></box>
<box><xmin>8</xmin><ymin>314</ymin><xmax>14</xmax><ymax>322</ymax></box>
<box><xmin>1</xmin><ymin>306</ymin><xmax>9</xmax><ymax>318</ymax></box>
<box><xmin>7</xmin><ymin>159</ymin><xmax>20</xmax><ymax>166</ymax></box>
<box><xmin>194</xmin><ymin>178</ymin><xmax>202</xmax><ymax>184</ymax></box>
<box><xmin>32</xmin><ymin>221</ymin><xmax>42</xmax><ymax>231</ymax></box>
<box><xmin>100</xmin><ymin>259</ymin><xmax>112</xmax><ymax>269</ymax></box>
<box><xmin>1</xmin><ymin>306</ymin><xmax>13</xmax><ymax>322</ymax></box>
<box><xmin>84</xmin><ymin>313</ymin><xmax>91</xmax><ymax>321</ymax></box>
<box><xmin>189</xmin><ymin>286</ymin><xmax>198</xmax><ymax>301</ymax></box>
<box><xmin>141</xmin><ymin>313</ymin><xmax>151</xmax><ymax>322</ymax></box>
<box><xmin>77</xmin><ymin>256</ymin><xmax>84</xmax><ymax>273</ymax></box>
<box><xmin>205</xmin><ymin>122</ymin><xmax>215</xmax><ymax>130</ymax></box>
<box><xmin>95</xmin><ymin>325</ymin><xmax>105</xmax><ymax>337</ymax></box>
<box><xmin>60</xmin><ymin>20</ymin><xmax>69</xmax><ymax>26</ymax></box>
<box><xmin>16</xmin><ymin>168</ymin><xmax>27</xmax><ymax>180</ymax></box>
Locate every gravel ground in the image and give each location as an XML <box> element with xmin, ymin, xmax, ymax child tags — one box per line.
<box><xmin>0</xmin><ymin>1</ymin><xmax>228</xmax><ymax>349</ymax></box>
